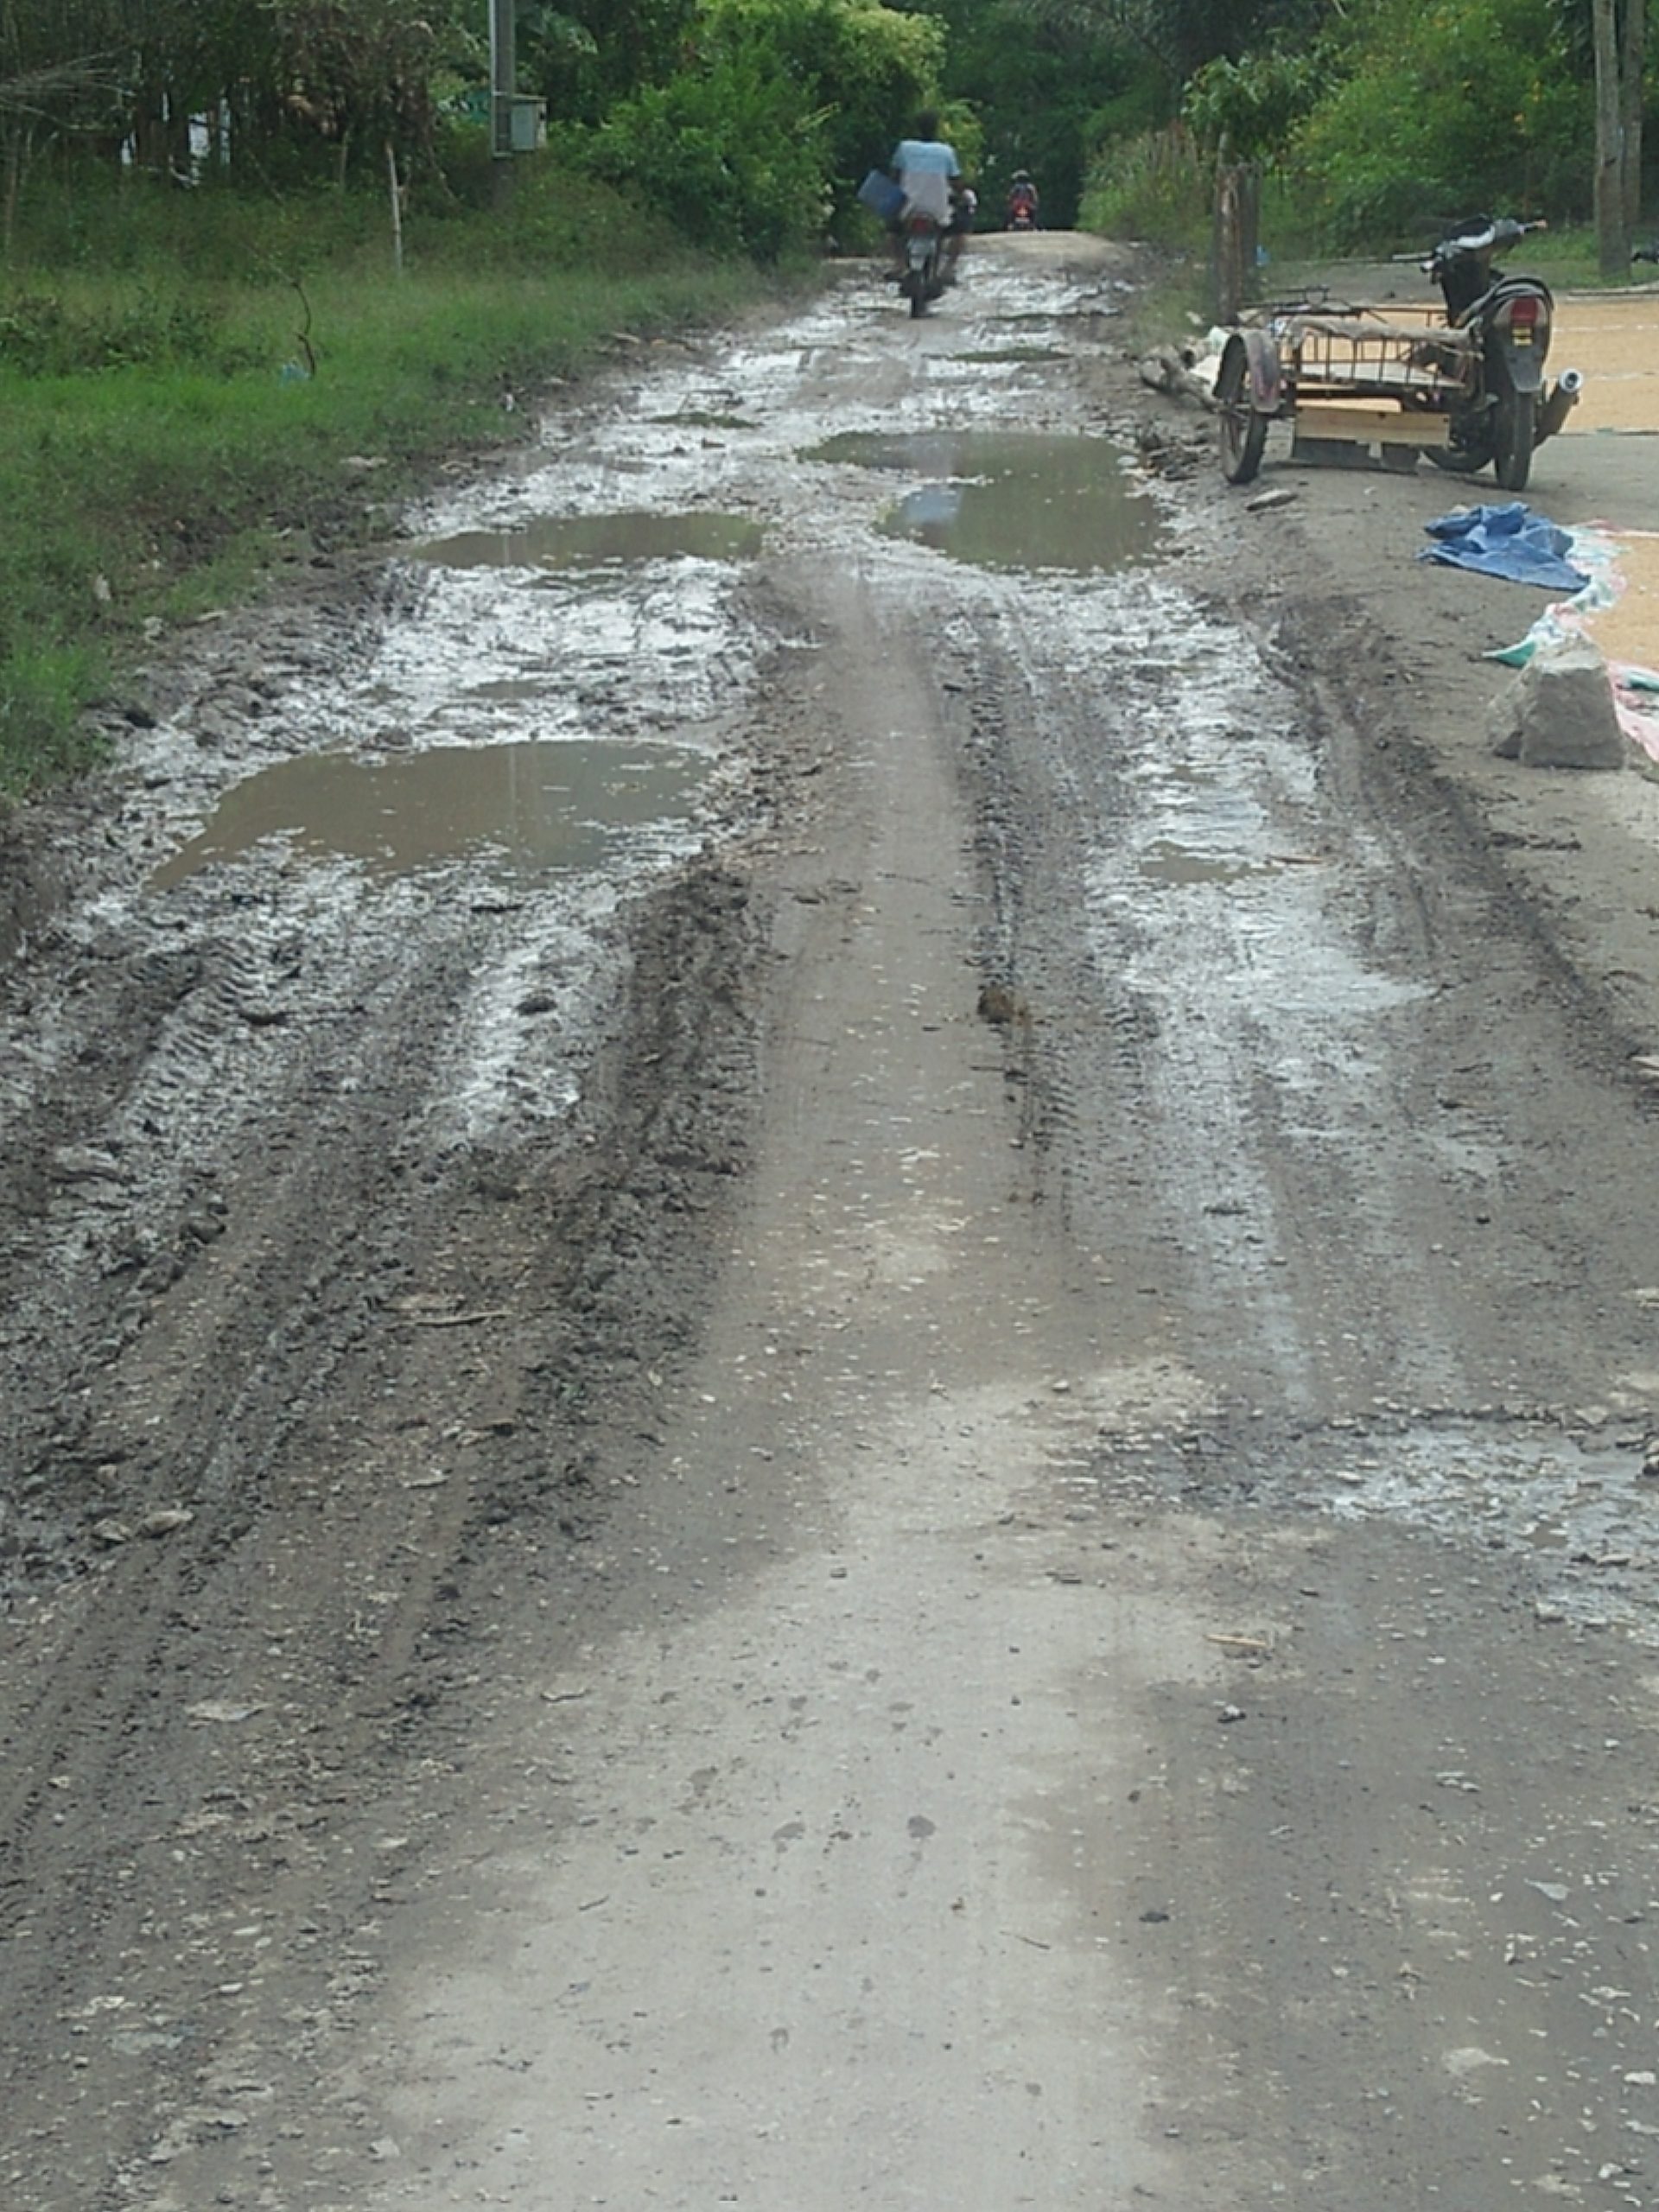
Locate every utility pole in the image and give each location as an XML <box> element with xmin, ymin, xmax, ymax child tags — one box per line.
<box><xmin>490</xmin><ymin>0</ymin><xmax>516</xmax><ymax>204</ymax></box>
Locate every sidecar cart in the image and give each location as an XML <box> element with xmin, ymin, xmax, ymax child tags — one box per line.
<box><xmin>1215</xmin><ymin>304</ymin><xmax>1479</xmax><ymax>486</ymax></box>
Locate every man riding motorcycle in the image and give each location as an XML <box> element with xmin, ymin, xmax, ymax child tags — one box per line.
<box><xmin>888</xmin><ymin>111</ymin><xmax>971</xmax><ymax>283</ymax></box>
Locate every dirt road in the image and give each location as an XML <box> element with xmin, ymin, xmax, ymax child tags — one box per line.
<box><xmin>8</xmin><ymin>233</ymin><xmax>1659</xmax><ymax>2209</ymax></box>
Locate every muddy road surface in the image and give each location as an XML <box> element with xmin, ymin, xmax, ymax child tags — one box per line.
<box><xmin>9</xmin><ymin>234</ymin><xmax>1659</xmax><ymax>2209</ymax></box>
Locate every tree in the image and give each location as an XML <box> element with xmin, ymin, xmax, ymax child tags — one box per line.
<box><xmin>0</xmin><ymin>54</ymin><xmax>118</xmax><ymax>253</ymax></box>
<box><xmin>1183</xmin><ymin>42</ymin><xmax>1319</xmax><ymax>164</ymax></box>
<box><xmin>1590</xmin><ymin>0</ymin><xmax>1643</xmax><ymax>270</ymax></box>
<box><xmin>1292</xmin><ymin>0</ymin><xmax>1592</xmax><ymax>242</ymax></box>
<box><xmin>268</xmin><ymin>2</ymin><xmax>442</xmax><ymax>185</ymax></box>
<box><xmin>1023</xmin><ymin>0</ymin><xmax>1329</xmax><ymax>81</ymax></box>
<box><xmin>583</xmin><ymin>0</ymin><xmax>942</xmax><ymax>254</ymax></box>
<box><xmin>914</xmin><ymin>0</ymin><xmax>1143</xmax><ymax>226</ymax></box>
<box><xmin>518</xmin><ymin>0</ymin><xmax>696</xmax><ymax>125</ymax></box>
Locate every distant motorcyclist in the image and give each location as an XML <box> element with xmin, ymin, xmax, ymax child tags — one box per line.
<box><xmin>1006</xmin><ymin>170</ymin><xmax>1039</xmax><ymax>230</ymax></box>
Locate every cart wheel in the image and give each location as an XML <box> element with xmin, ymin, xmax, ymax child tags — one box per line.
<box><xmin>1217</xmin><ymin>338</ymin><xmax>1268</xmax><ymax>486</ymax></box>
<box><xmin>1492</xmin><ymin>390</ymin><xmax>1535</xmax><ymax>492</ymax></box>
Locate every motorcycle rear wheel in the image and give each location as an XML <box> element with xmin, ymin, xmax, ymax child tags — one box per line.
<box><xmin>1426</xmin><ymin>444</ymin><xmax>1490</xmax><ymax>474</ymax></box>
<box><xmin>1492</xmin><ymin>389</ymin><xmax>1535</xmax><ymax>492</ymax></box>
<box><xmin>1426</xmin><ymin>416</ymin><xmax>1496</xmax><ymax>475</ymax></box>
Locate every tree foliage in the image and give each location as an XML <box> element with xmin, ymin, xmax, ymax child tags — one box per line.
<box><xmin>915</xmin><ymin>0</ymin><xmax>1144</xmax><ymax>226</ymax></box>
<box><xmin>518</xmin><ymin>0</ymin><xmax>696</xmax><ymax>126</ymax></box>
<box><xmin>581</xmin><ymin>0</ymin><xmax>941</xmax><ymax>256</ymax></box>
<box><xmin>1080</xmin><ymin>0</ymin><xmax>1640</xmax><ymax>248</ymax></box>
<box><xmin>1024</xmin><ymin>0</ymin><xmax>1330</xmax><ymax>79</ymax></box>
<box><xmin>1292</xmin><ymin>0</ymin><xmax>1596</xmax><ymax>240</ymax></box>
<box><xmin>0</xmin><ymin>0</ymin><xmax>479</xmax><ymax>194</ymax></box>
<box><xmin>1181</xmin><ymin>44</ymin><xmax>1320</xmax><ymax>164</ymax></box>
<box><xmin>3</xmin><ymin>0</ymin><xmax>1642</xmax><ymax>267</ymax></box>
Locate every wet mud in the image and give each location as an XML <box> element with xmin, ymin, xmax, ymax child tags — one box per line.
<box><xmin>8</xmin><ymin>235</ymin><xmax>1659</xmax><ymax>2209</ymax></box>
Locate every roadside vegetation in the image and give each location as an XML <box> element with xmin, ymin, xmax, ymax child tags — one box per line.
<box><xmin>0</xmin><ymin>168</ymin><xmax>760</xmax><ymax>793</ymax></box>
<box><xmin>2</xmin><ymin>0</ymin><xmax>1653</xmax><ymax>794</ymax></box>
<box><xmin>1078</xmin><ymin>2</ymin><xmax>1649</xmax><ymax>266</ymax></box>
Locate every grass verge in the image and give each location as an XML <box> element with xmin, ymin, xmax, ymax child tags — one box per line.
<box><xmin>0</xmin><ymin>173</ymin><xmax>779</xmax><ymax>798</ymax></box>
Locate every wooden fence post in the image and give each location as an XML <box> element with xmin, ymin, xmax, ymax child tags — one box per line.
<box><xmin>1212</xmin><ymin>161</ymin><xmax>1262</xmax><ymax>324</ymax></box>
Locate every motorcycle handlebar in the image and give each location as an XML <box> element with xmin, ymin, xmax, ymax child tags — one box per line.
<box><xmin>1435</xmin><ymin>215</ymin><xmax>1548</xmax><ymax>254</ymax></box>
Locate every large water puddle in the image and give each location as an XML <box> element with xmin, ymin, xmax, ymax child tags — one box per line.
<box><xmin>414</xmin><ymin>512</ymin><xmax>764</xmax><ymax>571</ymax></box>
<box><xmin>149</xmin><ymin>740</ymin><xmax>706</xmax><ymax>889</ymax></box>
<box><xmin>804</xmin><ymin>431</ymin><xmax>1160</xmax><ymax>573</ymax></box>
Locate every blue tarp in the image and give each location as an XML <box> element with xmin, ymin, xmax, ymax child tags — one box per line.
<box><xmin>1419</xmin><ymin>502</ymin><xmax>1589</xmax><ymax>592</ymax></box>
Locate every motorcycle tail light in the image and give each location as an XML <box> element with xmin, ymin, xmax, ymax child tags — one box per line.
<box><xmin>906</xmin><ymin>216</ymin><xmax>933</xmax><ymax>235</ymax></box>
<box><xmin>1506</xmin><ymin>295</ymin><xmax>1541</xmax><ymax>328</ymax></box>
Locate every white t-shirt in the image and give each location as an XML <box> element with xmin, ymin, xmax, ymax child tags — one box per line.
<box><xmin>892</xmin><ymin>137</ymin><xmax>960</xmax><ymax>224</ymax></box>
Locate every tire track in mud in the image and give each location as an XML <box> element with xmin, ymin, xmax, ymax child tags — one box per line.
<box><xmin>948</xmin><ymin>549</ymin><xmax>1659</xmax><ymax>1422</ymax></box>
<box><xmin>0</xmin><ymin>848</ymin><xmax>772</xmax><ymax>2202</ymax></box>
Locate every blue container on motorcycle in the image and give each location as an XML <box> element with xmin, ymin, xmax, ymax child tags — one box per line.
<box><xmin>858</xmin><ymin>169</ymin><xmax>906</xmax><ymax>223</ymax></box>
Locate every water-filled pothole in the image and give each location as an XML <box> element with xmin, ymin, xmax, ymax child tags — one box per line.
<box><xmin>805</xmin><ymin>431</ymin><xmax>1160</xmax><ymax>573</ymax></box>
<box><xmin>1137</xmin><ymin>840</ymin><xmax>1271</xmax><ymax>887</ymax></box>
<box><xmin>414</xmin><ymin>512</ymin><xmax>764</xmax><ymax>570</ymax></box>
<box><xmin>951</xmin><ymin>346</ymin><xmax>1067</xmax><ymax>366</ymax></box>
<box><xmin>647</xmin><ymin>410</ymin><xmax>756</xmax><ymax>431</ymax></box>
<box><xmin>149</xmin><ymin>741</ymin><xmax>707</xmax><ymax>889</ymax></box>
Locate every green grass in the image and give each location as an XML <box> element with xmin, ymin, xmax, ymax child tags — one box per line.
<box><xmin>1490</xmin><ymin>223</ymin><xmax>1659</xmax><ymax>290</ymax></box>
<box><xmin>0</xmin><ymin>167</ymin><xmax>778</xmax><ymax>798</ymax></box>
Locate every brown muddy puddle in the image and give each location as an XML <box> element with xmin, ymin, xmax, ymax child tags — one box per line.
<box><xmin>804</xmin><ymin>431</ymin><xmax>1159</xmax><ymax>572</ymax></box>
<box><xmin>413</xmin><ymin>512</ymin><xmax>763</xmax><ymax>571</ymax></box>
<box><xmin>149</xmin><ymin>741</ymin><xmax>706</xmax><ymax>889</ymax></box>
<box><xmin>951</xmin><ymin>346</ymin><xmax>1067</xmax><ymax>366</ymax></box>
<box><xmin>1137</xmin><ymin>840</ymin><xmax>1270</xmax><ymax>887</ymax></box>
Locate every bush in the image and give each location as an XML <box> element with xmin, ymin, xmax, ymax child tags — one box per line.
<box><xmin>581</xmin><ymin>35</ymin><xmax>830</xmax><ymax>258</ymax></box>
<box><xmin>1080</xmin><ymin>123</ymin><xmax>1211</xmax><ymax>246</ymax></box>
<box><xmin>0</xmin><ymin>287</ymin><xmax>259</xmax><ymax>376</ymax></box>
<box><xmin>8</xmin><ymin>168</ymin><xmax>387</xmax><ymax>283</ymax></box>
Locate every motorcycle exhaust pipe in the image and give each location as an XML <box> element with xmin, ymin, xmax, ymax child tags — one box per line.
<box><xmin>1535</xmin><ymin>366</ymin><xmax>1584</xmax><ymax>445</ymax></box>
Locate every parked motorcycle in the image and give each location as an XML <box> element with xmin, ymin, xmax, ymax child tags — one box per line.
<box><xmin>898</xmin><ymin>211</ymin><xmax>948</xmax><ymax>317</ymax></box>
<box><xmin>1418</xmin><ymin>216</ymin><xmax>1579</xmax><ymax>491</ymax></box>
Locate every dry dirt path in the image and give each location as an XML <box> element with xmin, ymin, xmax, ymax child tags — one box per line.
<box><xmin>8</xmin><ymin>237</ymin><xmax>1659</xmax><ymax>2212</ymax></box>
